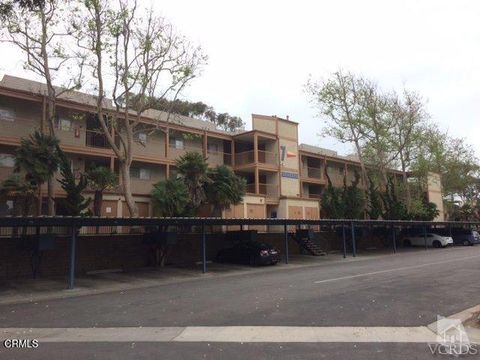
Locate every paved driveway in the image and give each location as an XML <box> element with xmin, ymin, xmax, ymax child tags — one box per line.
<box><xmin>1</xmin><ymin>246</ymin><xmax>479</xmax><ymax>359</ymax></box>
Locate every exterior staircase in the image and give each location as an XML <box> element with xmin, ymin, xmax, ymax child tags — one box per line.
<box><xmin>291</xmin><ymin>230</ymin><xmax>326</xmax><ymax>256</ymax></box>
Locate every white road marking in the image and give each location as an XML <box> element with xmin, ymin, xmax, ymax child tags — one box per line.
<box><xmin>314</xmin><ymin>254</ymin><xmax>480</xmax><ymax>284</ymax></box>
<box><xmin>0</xmin><ymin>326</ymin><xmax>438</xmax><ymax>343</ymax></box>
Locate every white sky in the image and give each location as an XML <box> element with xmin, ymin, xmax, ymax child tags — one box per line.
<box><xmin>2</xmin><ymin>0</ymin><xmax>480</xmax><ymax>156</ymax></box>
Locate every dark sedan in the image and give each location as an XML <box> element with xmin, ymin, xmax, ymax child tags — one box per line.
<box><xmin>216</xmin><ymin>241</ymin><xmax>280</xmax><ymax>266</ymax></box>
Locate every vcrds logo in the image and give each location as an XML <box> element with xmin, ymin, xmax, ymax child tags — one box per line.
<box><xmin>428</xmin><ymin>315</ymin><xmax>478</xmax><ymax>356</ymax></box>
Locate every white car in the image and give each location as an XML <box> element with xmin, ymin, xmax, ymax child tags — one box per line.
<box><xmin>403</xmin><ymin>233</ymin><xmax>453</xmax><ymax>248</ymax></box>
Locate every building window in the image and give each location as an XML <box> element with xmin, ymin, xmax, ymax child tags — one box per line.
<box><xmin>169</xmin><ymin>137</ymin><xmax>184</xmax><ymax>149</ymax></box>
<box><xmin>57</xmin><ymin>118</ymin><xmax>73</xmax><ymax>131</ymax></box>
<box><xmin>0</xmin><ymin>107</ymin><xmax>15</xmax><ymax>122</ymax></box>
<box><xmin>131</xmin><ymin>167</ymin><xmax>151</xmax><ymax>180</ymax></box>
<box><xmin>0</xmin><ymin>154</ymin><xmax>15</xmax><ymax>167</ymax></box>
<box><xmin>207</xmin><ymin>143</ymin><xmax>219</xmax><ymax>154</ymax></box>
<box><xmin>135</xmin><ymin>132</ymin><xmax>147</xmax><ymax>145</ymax></box>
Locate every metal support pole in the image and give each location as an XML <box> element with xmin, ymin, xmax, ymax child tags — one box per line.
<box><xmin>392</xmin><ymin>226</ymin><xmax>397</xmax><ymax>254</ymax></box>
<box><xmin>449</xmin><ymin>224</ymin><xmax>452</xmax><ymax>238</ymax></box>
<box><xmin>284</xmin><ymin>222</ymin><xmax>289</xmax><ymax>264</ymax></box>
<box><xmin>68</xmin><ymin>225</ymin><xmax>76</xmax><ymax>290</ymax></box>
<box><xmin>342</xmin><ymin>225</ymin><xmax>347</xmax><ymax>258</ymax></box>
<box><xmin>351</xmin><ymin>221</ymin><xmax>356</xmax><ymax>257</ymax></box>
<box><xmin>240</xmin><ymin>224</ymin><xmax>244</xmax><ymax>231</ymax></box>
<box><xmin>202</xmin><ymin>223</ymin><xmax>207</xmax><ymax>273</ymax></box>
<box><xmin>423</xmin><ymin>225</ymin><xmax>427</xmax><ymax>250</ymax></box>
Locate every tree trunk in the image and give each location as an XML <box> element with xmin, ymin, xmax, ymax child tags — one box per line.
<box><xmin>353</xmin><ymin>140</ymin><xmax>369</xmax><ymax>216</ymax></box>
<box><xmin>400</xmin><ymin>155</ymin><xmax>411</xmax><ymax>210</ymax></box>
<box><xmin>120</xmin><ymin>161</ymin><xmax>138</xmax><ymax>217</ymax></box>
<box><xmin>47</xmin><ymin>178</ymin><xmax>55</xmax><ymax>216</ymax></box>
<box><xmin>37</xmin><ymin>186</ymin><xmax>43</xmax><ymax>216</ymax></box>
<box><xmin>93</xmin><ymin>190</ymin><xmax>102</xmax><ymax>217</ymax></box>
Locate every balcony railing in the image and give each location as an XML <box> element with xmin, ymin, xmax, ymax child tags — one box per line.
<box><xmin>86</xmin><ymin>130</ymin><xmax>110</xmax><ymax>149</ymax></box>
<box><xmin>235</xmin><ymin>150</ymin><xmax>254</xmax><ymax>165</ymax></box>
<box><xmin>207</xmin><ymin>149</ymin><xmax>232</xmax><ymax>166</ymax></box>
<box><xmin>302</xmin><ymin>166</ymin><xmax>323</xmax><ymax>179</ymax></box>
<box><xmin>307</xmin><ymin>193</ymin><xmax>322</xmax><ymax>200</ymax></box>
<box><xmin>235</xmin><ymin>150</ymin><xmax>278</xmax><ymax>166</ymax></box>
<box><xmin>258</xmin><ymin>150</ymin><xmax>277</xmax><ymax>165</ymax></box>
<box><xmin>246</xmin><ymin>183</ymin><xmax>279</xmax><ymax>198</ymax></box>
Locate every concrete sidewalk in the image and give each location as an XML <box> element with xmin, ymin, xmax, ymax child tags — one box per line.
<box><xmin>0</xmin><ymin>250</ymin><xmax>398</xmax><ymax>306</ymax></box>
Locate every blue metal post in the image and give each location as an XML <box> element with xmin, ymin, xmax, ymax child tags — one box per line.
<box><xmin>342</xmin><ymin>225</ymin><xmax>347</xmax><ymax>258</ymax></box>
<box><xmin>284</xmin><ymin>222</ymin><xmax>289</xmax><ymax>264</ymax></box>
<box><xmin>68</xmin><ymin>224</ymin><xmax>76</xmax><ymax>290</ymax></box>
<box><xmin>423</xmin><ymin>225</ymin><xmax>427</xmax><ymax>250</ymax></box>
<box><xmin>351</xmin><ymin>221</ymin><xmax>356</xmax><ymax>257</ymax></box>
<box><xmin>392</xmin><ymin>226</ymin><xmax>397</xmax><ymax>254</ymax></box>
<box><xmin>202</xmin><ymin>223</ymin><xmax>207</xmax><ymax>273</ymax></box>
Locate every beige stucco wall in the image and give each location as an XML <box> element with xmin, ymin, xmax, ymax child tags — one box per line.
<box><xmin>277</xmin><ymin>198</ymin><xmax>320</xmax><ymax>219</ymax></box>
<box><xmin>252</xmin><ymin>116</ymin><xmax>276</xmax><ymax>134</ymax></box>
<box><xmin>0</xmin><ymin>96</ymin><xmax>42</xmax><ymax>138</ymax></box>
<box><xmin>277</xmin><ymin>121</ymin><xmax>297</xmax><ymax>139</ymax></box>
<box><xmin>279</xmin><ymin>138</ymin><xmax>300</xmax><ymax>197</ymax></box>
<box><xmin>427</xmin><ymin>172</ymin><xmax>444</xmax><ymax>221</ymax></box>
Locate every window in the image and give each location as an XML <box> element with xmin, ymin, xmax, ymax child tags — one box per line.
<box><xmin>0</xmin><ymin>107</ymin><xmax>15</xmax><ymax>121</ymax></box>
<box><xmin>207</xmin><ymin>143</ymin><xmax>219</xmax><ymax>154</ymax></box>
<box><xmin>131</xmin><ymin>167</ymin><xmax>151</xmax><ymax>180</ymax></box>
<box><xmin>169</xmin><ymin>137</ymin><xmax>184</xmax><ymax>149</ymax></box>
<box><xmin>57</xmin><ymin>118</ymin><xmax>73</xmax><ymax>131</ymax></box>
<box><xmin>135</xmin><ymin>132</ymin><xmax>147</xmax><ymax>145</ymax></box>
<box><xmin>0</xmin><ymin>154</ymin><xmax>15</xmax><ymax>167</ymax></box>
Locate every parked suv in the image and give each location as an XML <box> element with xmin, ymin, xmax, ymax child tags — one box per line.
<box><xmin>436</xmin><ymin>228</ymin><xmax>480</xmax><ymax>246</ymax></box>
<box><xmin>403</xmin><ymin>233</ymin><xmax>453</xmax><ymax>248</ymax></box>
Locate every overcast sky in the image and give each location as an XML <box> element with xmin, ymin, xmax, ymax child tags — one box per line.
<box><xmin>2</xmin><ymin>0</ymin><xmax>479</xmax><ymax>156</ymax></box>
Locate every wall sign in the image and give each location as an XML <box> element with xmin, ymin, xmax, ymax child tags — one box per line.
<box><xmin>281</xmin><ymin>171</ymin><xmax>299</xmax><ymax>179</ymax></box>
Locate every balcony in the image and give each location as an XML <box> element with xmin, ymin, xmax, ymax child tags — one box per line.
<box><xmin>246</xmin><ymin>183</ymin><xmax>279</xmax><ymax>198</ymax></box>
<box><xmin>235</xmin><ymin>150</ymin><xmax>277</xmax><ymax>167</ymax></box>
<box><xmin>168</xmin><ymin>143</ymin><xmax>203</xmax><ymax>159</ymax></box>
<box><xmin>86</xmin><ymin>130</ymin><xmax>110</xmax><ymax>149</ymax></box>
<box><xmin>302</xmin><ymin>166</ymin><xmax>323</xmax><ymax>180</ymax></box>
<box><xmin>307</xmin><ymin>193</ymin><xmax>322</xmax><ymax>200</ymax></box>
<box><xmin>207</xmin><ymin>149</ymin><xmax>232</xmax><ymax>166</ymax></box>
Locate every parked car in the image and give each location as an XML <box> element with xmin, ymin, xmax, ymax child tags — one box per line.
<box><xmin>435</xmin><ymin>228</ymin><xmax>480</xmax><ymax>246</ymax></box>
<box><xmin>403</xmin><ymin>233</ymin><xmax>453</xmax><ymax>248</ymax></box>
<box><xmin>216</xmin><ymin>241</ymin><xmax>280</xmax><ymax>266</ymax></box>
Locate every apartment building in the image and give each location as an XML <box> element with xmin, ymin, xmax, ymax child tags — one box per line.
<box><xmin>0</xmin><ymin>75</ymin><xmax>444</xmax><ymax>221</ymax></box>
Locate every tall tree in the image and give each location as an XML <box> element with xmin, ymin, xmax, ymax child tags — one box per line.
<box><xmin>14</xmin><ymin>130</ymin><xmax>60</xmax><ymax>215</ymax></box>
<box><xmin>306</xmin><ymin>71</ymin><xmax>371</xmax><ymax>197</ymax></box>
<box><xmin>1</xmin><ymin>0</ymin><xmax>84</xmax><ymax>214</ymax></box>
<box><xmin>388</xmin><ymin>90</ymin><xmax>429</xmax><ymax>209</ymax></box>
<box><xmin>73</xmin><ymin>0</ymin><xmax>206</xmax><ymax>217</ymax></box>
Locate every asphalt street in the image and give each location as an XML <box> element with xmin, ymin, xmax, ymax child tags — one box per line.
<box><xmin>1</xmin><ymin>246</ymin><xmax>479</xmax><ymax>359</ymax></box>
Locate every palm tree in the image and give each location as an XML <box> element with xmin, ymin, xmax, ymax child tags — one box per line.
<box><xmin>55</xmin><ymin>145</ymin><xmax>91</xmax><ymax>216</ymax></box>
<box><xmin>15</xmin><ymin>130</ymin><xmax>60</xmax><ymax>215</ymax></box>
<box><xmin>86</xmin><ymin>166</ymin><xmax>118</xmax><ymax>217</ymax></box>
<box><xmin>205</xmin><ymin>165</ymin><xmax>246</xmax><ymax>216</ymax></box>
<box><xmin>175</xmin><ymin>152</ymin><xmax>210</xmax><ymax>213</ymax></box>
<box><xmin>151</xmin><ymin>178</ymin><xmax>190</xmax><ymax>217</ymax></box>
